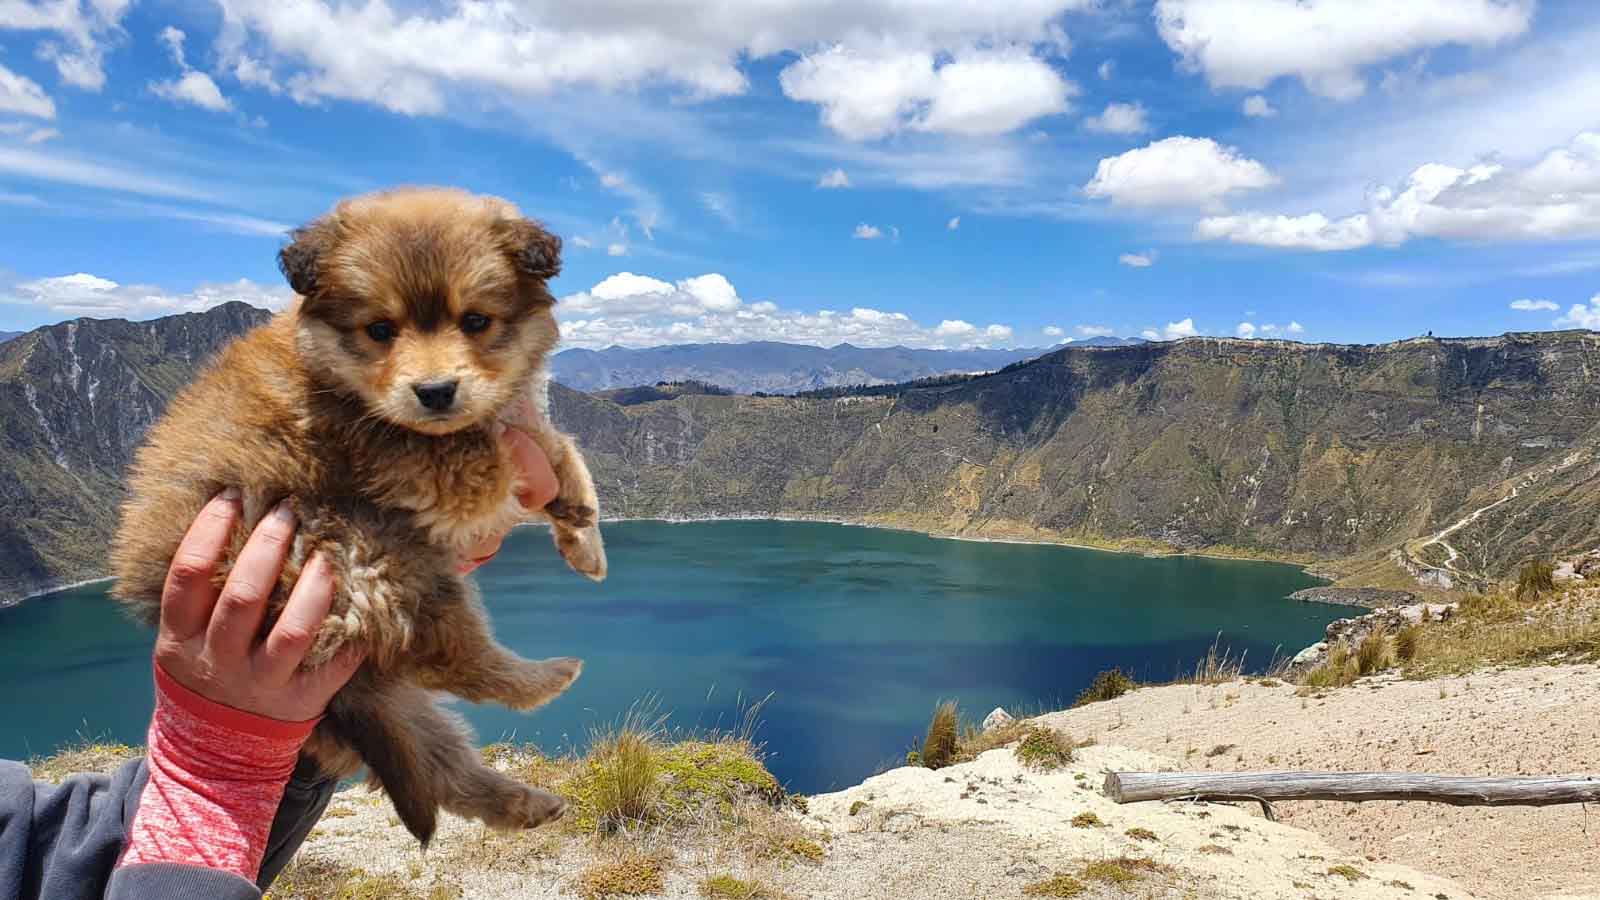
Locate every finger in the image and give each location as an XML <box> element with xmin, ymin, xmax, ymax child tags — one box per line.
<box><xmin>297</xmin><ymin>644</ymin><xmax>366</xmax><ymax>704</ymax></box>
<box><xmin>457</xmin><ymin>534</ymin><xmax>503</xmax><ymax>574</ymax></box>
<box><xmin>160</xmin><ymin>488</ymin><xmax>241</xmax><ymax>641</ymax></box>
<box><xmin>503</xmin><ymin>428</ymin><xmax>559</xmax><ymax>509</ymax></box>
<box><xmin>257</xmin><ymin>552</ymin><xmax>335</xmax><ymax>683</ymax></box>
<box><xmin>206</xmin><ymin>500</ymin><xmax>298</xmax><ymax>658</ymax></box>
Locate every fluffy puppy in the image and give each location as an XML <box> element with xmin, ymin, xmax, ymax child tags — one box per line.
<box><xmin>110</xmin><ymin>187</ymin><xmax>606</xmax><ymax>846</ymax></box>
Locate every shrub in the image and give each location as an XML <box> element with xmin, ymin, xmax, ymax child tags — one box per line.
<box><xmin>1022</xmin><ymin>875</ymin><xmax>1086</xmax><ymax>897</ymax></box>
<box><xmin>921</xmin><ymin>701</ymin><xmax>960</xmax><ymax>770</ymax></box>
<box><xmin>1124</xmin><ymin>827</ymin><xmax>1158</xmax><ymax>842</ymax></box>
<box><xmin>1014</xmin><ymin>727</ymin><xmax>1075</xmax><ymax>771</ymax></box>
<box><xmin>1326</xmin><ymin>865</ymin><xmax>1368</xmax><ymax>882</ymax></box>
<box><xmin>699</xmin><ymin>875</ymin><xmax>783</xmax><ymax>900</ymax></box>
<box><xmin>1073</xmin><ymin>669</ymin><xmax>1135</xmax><ymax>707</ymax></box>
<box><xmin>1395</xmin><ymin>624</ymin><xmax>1423</xmax><ymax>661</ymax></box>
<box><xmin>578</xmin><ymin>853</ymin><xmax>665</xmax><ymax>899</ymax></box>
<box><xmin>1081</xmin><ymin>857</ymin><xmax>1165</xmax><ymax>884</ymax></box>
<box><xmin>1516</xmin><ymin>558</ymin><xmax>1556</xmax><ymax>600</ymax></box>
<box><xmin>1356</xmin><ymin>627</ymin><xmax>1393</xmax><ymax>676</ymax></box>
<box><xmin>1070</xmin><ymin>811</ymin><xmax>1104</xmax><ymax>828</ymax></box>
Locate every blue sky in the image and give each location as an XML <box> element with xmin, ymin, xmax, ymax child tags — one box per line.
<box><xmin>2</xmin><ymin>0</ymin><xmax>1598</xmax><ymax>348</ymax></box>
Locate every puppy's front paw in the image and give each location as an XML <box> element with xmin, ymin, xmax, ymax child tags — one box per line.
<box><xmin>555</xmin><ymin>524</ymin><xmax>607</xmax><ymax>582</ymax></box>
<box><xmin>546</xmin><ymin>497</ymin><xmax>597</xmax><ymax>529</ymax></box>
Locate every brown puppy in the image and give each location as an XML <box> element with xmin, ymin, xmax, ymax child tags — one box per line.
<box><xmin>110</xmin><ymin>187</ymin><xmax>606</xmax><ymax>846</ymax></box>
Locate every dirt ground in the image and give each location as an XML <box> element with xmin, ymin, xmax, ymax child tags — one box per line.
<box><xmin>1035</xmin><ymin>663</ymin><xmax>1600</xmax><ymax>900</ymax></box>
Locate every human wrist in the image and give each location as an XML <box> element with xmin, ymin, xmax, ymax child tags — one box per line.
<box><xmin>118</xmin><ymin>663</ymin><xmax>321</xmax><ymax>880</ymax></box>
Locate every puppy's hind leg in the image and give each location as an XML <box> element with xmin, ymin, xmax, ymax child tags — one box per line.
<box><xmin>410</xmin><ymin>585</ymin><xmax>582</xmax><ymax>712</ymax></box>
<box><xmin>326</xmin><ymin>678</ymin><xmax>565</xmax><ymax>846</ymax></box>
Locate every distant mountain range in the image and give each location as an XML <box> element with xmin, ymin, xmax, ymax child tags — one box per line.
<box><xmin>549</xmin><ymin>337</ymin><xmax>1142</xmax><ymax>394</ymax></box>
<box><xmin>6</xmin><ymin>304</ymin><xmax>1597</xmax><ymax>602</ymax></box>
<box><xmin>0</xmin><ymin>332</ymin><xmax>19</xmax><ymax>344</ymax></box>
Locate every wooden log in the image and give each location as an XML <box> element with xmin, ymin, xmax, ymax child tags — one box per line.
<box><xmin>1105</xmin><ymin>771</ymin><xmax>1600</xmax><ymax>808</ymax></box>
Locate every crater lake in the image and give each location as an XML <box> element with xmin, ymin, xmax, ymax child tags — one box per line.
<box><xmin>0</xmin><ymin>519</ymin><xmax>1347</xmax><ymax>793</ymax></box>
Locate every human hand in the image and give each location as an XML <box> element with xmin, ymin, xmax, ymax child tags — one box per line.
<box><xmin>155</xmin><ymin>489</ymin><xmax>364</xmax><ymax>723</ymax></box>
<box><xmin>457</xmin><ymin>425</ymin><xmax>560</xmax><ymax>574</ymax></box>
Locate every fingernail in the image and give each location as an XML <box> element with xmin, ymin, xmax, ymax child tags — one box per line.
<box><xmin>272</xmin><ymin>500</ymin><xmax>297</xmax><ymax>524</ymax></box>
<box><xmin>219</xmin><ymin>486</ymin><xmax>241</xmax><ymax>502</ymax></box>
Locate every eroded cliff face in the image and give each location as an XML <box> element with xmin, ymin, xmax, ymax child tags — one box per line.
<box><xmin>0</xmin><ymin>303</ymin><xmax>271</xmax><ymax>600</ymax></box>
<box><xmin>553</xmin><ymin>332</ymin><xmax>1600</xmax><ymax>581</ymax></box>
<box><xmin>4</xmin><ymin>304</ymin><xmax>1597</xmax><ymax>603</ymax></box>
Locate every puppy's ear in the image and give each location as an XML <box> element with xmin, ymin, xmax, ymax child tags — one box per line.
<box><xmin>498</xmin><ymin>218</ymin><xmax>562</xmax><ymax>282</ymax></box>
<box><xmin>278</xmin><ymin>220</ymin><xmax>338</xmax><ymax>297</ymax></box>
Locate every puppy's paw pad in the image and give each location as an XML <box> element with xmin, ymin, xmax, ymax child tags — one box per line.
<box><xmin>546</xmin><ymin>498</ymin><xmax>597</xmax><ymax>529</ymax></box>
<box><xmin>556</xmin><ymin>525</ymin><xmax>607</xmax><ymax>582</ymax></box>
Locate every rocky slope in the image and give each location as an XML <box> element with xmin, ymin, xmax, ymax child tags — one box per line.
<box><xmin>555</xmin><ymin>331</ymin><xmax>1600</xmax><ymax>582</ymax></box>
<box><xmin>0</xmin><ymin>302</ymin><xmax>270</xmax><ymax>601</ymax></box>
<box><xmin>5</xmin><ymin>303</ymin><xmax>1600</xmax><ymax>601</ymax></box>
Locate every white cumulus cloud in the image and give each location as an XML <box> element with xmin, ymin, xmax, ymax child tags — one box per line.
<box><xmin>1140</xmin><ymin>318</ymin><xmax>1200</xmax><ymax>341</ymax></box>
<box><xmin>209</xmin><ymin>0</ymin><xmax>1095</xmax><ymax>134</ymax></box>
<box><xmin>853</xmin><ymin>223</ymin><xmax>885</xmax><ymax>240</ymax></box>
<box><xmin>1084</xmin><ymin>101</ymin><xmax>1149</xmax><ymax>135</ymax></box>
<box><xmin>1510</xmin><ymin>298</ymin><xmax>1558</xmax><ymax>312</ymax></box>
<box><xmin>0</xmin><ymin>0</ymin><xmax>128</xmax><ymax>91</ymax></box>
<box><xmin>558</xmin><ymin>271</ymin><xmax>1017</xmax><ymax>349</ymax></box>
<box><xmin>7</xmin><ymin>272</ymin><xmax>292</xmax><ymax>319</ymax></box>
<box><xmin>1043</xmin><ymin>325</ymin><xmax>1064</xmax><ymax>337</ymax></box>
<box><xmin>1155</xmin><ymin>0</ymin><xmax>1533</xmax><ymax>101</ymax></box>
<box><xmin>149</xmin><ymin>27</ymin><xmax>233</xmax><ymax>112</ymax></box>
<box><xmin>1084</xmin><ymin>136</ymin><xmax>1277</xmax><ymax>208</ymax></box>
<box><xmin>0</xmin><ymin>63</ymin><xmax>55</xmax><ymax>118</ymax></box>
<box><xmin>1555</xmin><ymin>297</ymin><xmax>1600</xmax><ymax>330</ymax></box>
<box><xmin>1241</xmin><ymin>94</ymin><xmax>1276</xmax><ymax>118</ymax></box>
<box><xmin>946</xmin><ymin>216</ymin><xmax>960</xmax><ymax>230</ymax></box>
<box><xmin>1076</xmin><ymin>324</ymin><xmax>1114</xmax><ymax>337</ymax></box>
<box><xmin>1195</xmin><ymin>131</ymin><xmax>1600</xmax><ymax>251</ymax></box>
<box><xmin>817</xmin><ymin>167</ymin><xmax>851</xmax><ymax>189</ymax></box>
<box><xmin>779</xmin><ymin>44</ymin><xmax>1076</xmax><ymax>140</ymax></box>
<box><xmin>1118</xmin><ymin>250</ymin><xmax>1156</xmax><ymax>268</ymax></box>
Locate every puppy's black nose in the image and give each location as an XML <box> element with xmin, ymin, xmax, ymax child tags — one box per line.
<box><xmin>413</xmin><ymin>379</ymin><xmax>459</xmax><ymax>412</ymax></box>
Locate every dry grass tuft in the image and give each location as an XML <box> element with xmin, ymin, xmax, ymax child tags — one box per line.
<box><xmin>577</xmin><ymin>851</ymin><xmax>666</xmax><ymax>899</ymax></box>
<box><xmin>1124</xmin><ymin>827</ymin><xmax>1159</xmax><ymax>842</ymax></box>
<box><xmin>920</xmin><ymin>700</ymin><xmax>961</xmax><ymax>770</ymax></box>
<box><xmin>698</xmin><ymin>874</ymin><xmax>786</xmax><ymax>899</ymax></box>
<box><xmin>1516</xmin><ymin>558</ymin><xmax>1557</xmax><ymax>600</ymax></box>
<box><xmin>1081</xmin><ymin>856</ymin><xmax>1168</xmax><ymax>885</ymax></box>
<box><xmin>27</xmin><ymin>739</ymin><xmax>140</xmax><ymax>783</ymax></box>
<box><xmin>1395</xmin><ymin>624</ymin><xmax>1423</xmax><ymax>662</ymax></box>
<box><xmin>1356</xmin><ymin>627</ymin><xmax>1394</xmax><ymax>676</ymax></box>
<box><xmin>267</xmin><ymin>857</ymin><xmax>458</xmax><ymax>900</ymax></box>
<box><xmin>1022</xmin><ymin>874</ymin><xmax>1087</xmax><ymax>897</ymax></box>
<box><xmin>1070</xmin><ymin>811</ymin><xmax>1104</xmax><ymax>829</ymax></box>
<box><xmin>1404</xmin><ymin>588</ymin><xmax>1600</xmax><ymax>678</ymax></box>
<box><xmin>1326</xmin><ymin>864</ymin><xmax>1369</xmax><ymax>882</ymax></box>
<box><xmin>1181</xmin><ymin>635</ymin><xmax>1248</xmax><ymax>686</ymax></box>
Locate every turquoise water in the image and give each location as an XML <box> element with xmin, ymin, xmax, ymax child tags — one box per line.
<box><xmin>0</xmin><ymin>520</ymin><xmax>1342</xmax><ymax>793</ymax></box>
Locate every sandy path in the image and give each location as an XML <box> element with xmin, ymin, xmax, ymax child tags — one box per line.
<box><xmin>1035</xmin><ymin>664</ymin><xmax>1600</xmax><ymax>900</ymax></box>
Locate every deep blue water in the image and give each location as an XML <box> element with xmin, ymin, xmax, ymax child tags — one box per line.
<box><xmin>0</xmin><ymin>520</ymin><xmax>1344</xmax><ymax>793</ymax></box>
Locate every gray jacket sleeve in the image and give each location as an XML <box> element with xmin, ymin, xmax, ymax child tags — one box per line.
<box><xmin>0</xmin><ymin>755</ymin><xmax>335</xmax><ymax>900</ymax></box>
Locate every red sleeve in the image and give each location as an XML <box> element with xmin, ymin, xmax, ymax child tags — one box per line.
<box><xmin>116</xmin><ymin>664</ymin><xmax>321</xmax><ymax>881</ymax></box>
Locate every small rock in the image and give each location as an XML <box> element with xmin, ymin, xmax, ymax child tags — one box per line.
<box><xmin>1292</xmin><ymin>642</ymin><xmax>1328</xmax><ymax>666</ymax></box>
<box><xmin>982</xmin><ymin>707</ymin><xmax>1015</xmax><ymax>732</ymax></box>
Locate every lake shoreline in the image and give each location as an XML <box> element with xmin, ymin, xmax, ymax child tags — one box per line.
<box><xmin>3</xmin><ymin>512</ymin><xmax>1334</xmax><ymax>609</ymax></box>
<box><xmin>599</xmin><ymin>512</ymin><xmax>1334</xmax><ymax>580</ymax></box>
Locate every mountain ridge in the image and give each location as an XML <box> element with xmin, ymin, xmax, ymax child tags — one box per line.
<box><xmin>4</xmin><ymin>304</ymin><xmax>1597</xmax><ymax>602</ymax></box>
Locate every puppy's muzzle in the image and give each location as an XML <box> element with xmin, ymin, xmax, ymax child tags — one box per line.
<box><xmin>413</xmin><ymin>379</ymin><xmax>459</xmax><ymax>412</ymax></box>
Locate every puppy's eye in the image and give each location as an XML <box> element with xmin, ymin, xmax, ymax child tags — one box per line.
<box><xmin>366</xmin><ymin>321</ymin><xmax>397</xmax><ymax>342</ymax></box>
<box><xmin>461</xmin><ymin>313</ymin><xmax>492</xmax><ymax>334</ymax></box>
